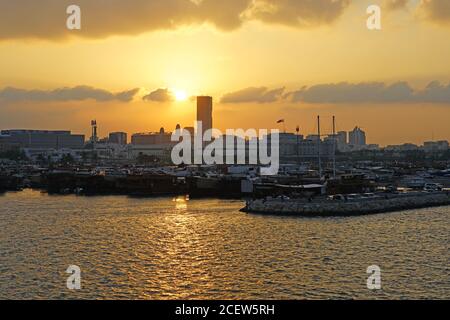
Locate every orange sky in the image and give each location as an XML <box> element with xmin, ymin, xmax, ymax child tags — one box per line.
<box><xmin>0</xmin><ymin>0</ymin><xmax>450</xmax><ymax>146</ymax></box>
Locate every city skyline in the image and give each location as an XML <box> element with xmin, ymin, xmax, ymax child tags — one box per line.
<box><xmin>1</xmin><ymin>102</ymin><xmax>447</xmax><ymax>148</ymax></box>
<box><xmin>1</xmin><ymin>1</ymin><xmax>449</xmax><ymax>303</ymax></box>
<box><xmin>1</xmin><ymin>0</ymin><xmax>450</xmax><ymax>145</ymax></box>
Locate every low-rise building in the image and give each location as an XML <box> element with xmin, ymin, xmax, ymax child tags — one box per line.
<box><xmin>385</xmin><ymin>143</ymin><xmax>420</xmax><ymax>152</ymax></box>
<box><xmin>423</xmin><ymin>141</ymin><xmax>449</xmax><ymax>153</ymax></box>
<box><xmin>0</xmin><ymin>129</ymin><xmax>85</xmax><ymax>149</ymax></box>
<box><xmin>109</xmin><ymin>132</ymin><xmax>128</xmax><ymax>145</ymax></box>
<box><xmin>131</xmin><ymin>128</ymin><xmax>176</xmax><ymax>162</ymax></box>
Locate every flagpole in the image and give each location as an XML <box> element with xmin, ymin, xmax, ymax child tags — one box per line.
<box><xmin>276</xmin><ymin>119</ymin><xmax>286</xmax><ymax>133</ymax></box>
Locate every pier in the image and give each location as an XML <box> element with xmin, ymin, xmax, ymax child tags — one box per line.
<box><xmin>242</xmin><ymin>192</ymin><xmax>450</xmax><ymax>217</ymax></box>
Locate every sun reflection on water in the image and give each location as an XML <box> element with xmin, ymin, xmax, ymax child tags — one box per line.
<box><xmin>172</xmin><ymin>195</ymin><xmax>189</xmax><ymax>211</ymax></box>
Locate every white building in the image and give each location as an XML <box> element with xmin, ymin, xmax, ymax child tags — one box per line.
<box><xmin>349</xmin><ymin>127</ymin><xmax>366</xmax><ymax>146</ymax></box>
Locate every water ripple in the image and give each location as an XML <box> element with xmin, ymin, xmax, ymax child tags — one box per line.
<box><xmin>0</xmin><ymin>189</ymin><xmax>449</xmax><ymax>299</ymax></box>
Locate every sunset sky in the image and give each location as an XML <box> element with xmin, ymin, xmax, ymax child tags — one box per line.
<box><xmin>1</xmin><ymin>0</ymin><xmax>450</xmax><ymax>146</ymax></box>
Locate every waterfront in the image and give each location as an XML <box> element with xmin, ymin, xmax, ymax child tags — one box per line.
<box><xmin>1</xmin><ymin>189</ymin><xmax>449</xmax><ymax>300</ymax></box>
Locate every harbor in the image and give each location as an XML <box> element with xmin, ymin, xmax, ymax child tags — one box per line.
<box><xmin>1</xmin><ymin>102</ymin><xmax>450</xmax><ymax>217</ymax></box>
<box><xmin>2</xmin><ymin>159</ymin><xmax>450</xmax><ymax>216</ymax></box>
<box><xmin>1</xmin><ymin>114</ymin><xmax>450</xmax><ymax>215</ymax></box>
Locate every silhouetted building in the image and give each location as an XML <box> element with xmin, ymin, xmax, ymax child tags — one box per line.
<box><xmin>349</xmin><ymin>127</ymin><xmax>366</xmax><ymax>146</ymax></box>
<box><xmin>264</xmin><ymin>132</ymin><xmax>334</xmax><ymax>162</ymax></box>
<box><xmin>197</xmin><ymin>96</ymin><xmax>213</xmax><ymax>136</ymax></box>
<box><xmin>90</xmin><ymin>120</ymin><xmax>98</xmax><ymax>143</ymax></box>
<box><xmin>0</xmin><ymin>134</ymin><xmax>19</xmax><ymax>152</ymax></box>
<box><xmin>306</xmin><ymin>134</ymin><xmax>320</xmax><ymax>142</ymax></box>
<box><xmin>184</xmin><ymin>126</ymin><xmax>195</xmax><ymax>137</ymax></box>
<box><xmin>385</xmin><ymin>143</ymin><xmax>420</xmax><ymax>152</ymax></box>
<box><xmin>424</xmin><ymin>140</ymin><xmax>449</xmax><ymax>152</ymax></box>
<box><xmin>131</xmin><ymin>129</ymin><xmax>172</xmax><ymax>145</ymax></box>
<box><xmin>130</xmin><ymin>127</ymin><xmax>177</xmax><ymax>162</ymax></box>
<box><xmin>0</xmin><ymin>130</ymin><xmax>85</xmax><ymax>149</ymax></box>
<box><xmin>109</xmin><ymin>132</ymin><xmax>127</xmax><ymax>145</ymax></box>
<box><xmin>337</xmin><ymin>131</ymin><xmax>347</xmax><ymax>146</ymax></box>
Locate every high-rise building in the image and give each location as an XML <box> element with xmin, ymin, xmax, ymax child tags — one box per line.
<box><xmin>349</xmin><ymin>127</ymin><xmax>366</xmax><ymax>146</ymax></box>
<box><xmin>90</xmin><ymin>120</ymin><xmax>98</xmax><ymax>143</ymax></box>
<box><xmin>184</xmin><ymin>126</ymin><xmax>195</xmax><ymax>138</ymax></box>
<box><xmin>109</xmin><ymin>132</ymin><xmax>127</xmax><ymax>145</ymax></box>
<box><xmin>197</xmin><ymin>96</ymin><xmax>213</xmax><ymax>136</ymax></box>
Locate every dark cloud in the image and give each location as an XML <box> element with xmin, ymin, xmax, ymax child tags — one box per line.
<box><xmin>416</xmin><ymin>81</ymin><xmax>450</xmax><ymax>103</ymax></box>
<box><xmin>248</xmin><ymin>0</ymin><xmax>350</xmax><ymax>27</ymax></box>
<box><xmin>383</xmin><ymin>0</ymin><xmax>409</xmax><ymax>11</ymax></box>
<box><xmin>5</xmin><ymin>81</ymin><xmax>450</xmax><ymax>106</ymax></box>
<box><xmin>115</xmin><ymin>88</ymin><xmax>141</xmax><ymax>102</ymax></box>
<box><xmin>221</xmin><ymin>87</ymin><xmax>285</xmax><ymax>103</ymax></box>
<box><xmin>0</xmin><ymin>0</ymin><xmax>351</xmax><ymax>41</ymax></box>
<box><xmin>286</xmin><ymin>81</ymin><xmax>450</xmax><ymax>104</ymax></box>
<box><xmin>419</xmin><ymin>0</ymin><xmax>450</xmax><ymax>25</ymax></box>
<box><xmin>0</xmin><ymin>86</ymin><xmax>139</xmax><ymax>102</ymax></box>
<box><xmin>142</xmin><ymin>88</ymin><xmax>174</xmax><ymax>102</ymax></box>
<box><xmin>287</xmin><ymin>82</ymin><xmax>414</xmax><ymax>103</ymax></box>
<box><xmin>382</xmin><ymin>0</ymin><xmax>450</xmax><ymax>25</ymax></box>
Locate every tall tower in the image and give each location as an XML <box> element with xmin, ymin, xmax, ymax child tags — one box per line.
<box><xmin>90</xmin><ymin>120</ymin><xmax>98</xmax><ymax>143</ymax></box>
<box><xmin>196</xmin><ymin>96</ymin><xmax>213</xmax><ymax>136</ymax></box>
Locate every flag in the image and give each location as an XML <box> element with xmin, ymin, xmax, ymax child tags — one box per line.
<box><xmin>277</xmin><ymin>119</ymin><xmax>284</xmax><ymax>124</ymax></box>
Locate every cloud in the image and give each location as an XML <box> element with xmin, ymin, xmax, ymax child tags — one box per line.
<box><xmin>0</xmin><ymin>86</ymin><xmax>139</xmax><ymax>102</ymax></box>
<box><xmin>287</xmin><ymin>82</ymin><xmax>414</xmax><ymax>103</ymax></box>
<box><xmin>247</xmin><ymin>0</ymin><xmax>350</xmax><ymax>27</ymax></box>
<box><xmin>221</xmin><ymin>86</ymin><xmax>285</xmax><ymax>103</ymax></box>
<box><xmin>4</xmin><ymin>81</ymin><xmax>450</xmax><ymax>106</ymax></box>
<box><xmin>142</xmin><ymin>88</ymin><xmax>174</xmax><ymax>102</ymax></box>
<box><xmin>416</xmin><ymin>81</ymin><xmax>450</xmax><ymax>103</ymax></box>
<box><xmin>286</xmin><ymin>81</ymin><xmax>450</xmax><ymax>104</ymax></box>
<box><xmin>419</xmin><ymin>0</ymin><xmax>450</xmax><ymax>25</ymax></box>
<box><xmin>0</xmin><ymin>0</ymin><xmax>351</xmax><ymax>41</ymax></box>
<box><xmin>383</xmin><ymin>0</ymin><xmax>409</xmax><ymax>11</ymax></box>
<box><xmin>115</xmin><ymin>88</ymin><xmax>141</xmax><ymax>102</ymax></box>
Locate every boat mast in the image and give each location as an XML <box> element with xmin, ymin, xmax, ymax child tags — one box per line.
<box><xmin>317</xmin><ymin>115</ymin><xmax>322</xmax><ymax>179</ymax></box>
<box><xmin>332</xmin><ymin>115</ymin><xmax>336</xmax><ymax>178</ymax></box>
<box><xmin>296</xmin><ymin>125</ymin><xmax>300</xmax><ymax>168</ymax></box>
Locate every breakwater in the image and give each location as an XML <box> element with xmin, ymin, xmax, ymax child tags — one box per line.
<box><xmin>242</xmin><ymin>192</ymin><xmax>450</xmax><ymax>216</ymax></box>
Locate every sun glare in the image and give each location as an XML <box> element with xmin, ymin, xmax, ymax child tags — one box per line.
<box><xmin>174</xmin><ymin>90</ymin><xmax>188</xmax><ymax>101</ymax></box>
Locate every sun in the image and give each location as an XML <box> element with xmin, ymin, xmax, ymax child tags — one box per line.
<box><xmin>174</xmin><ymin>90</ymin><xmax>188</xmax><ymax>101</ymax></box>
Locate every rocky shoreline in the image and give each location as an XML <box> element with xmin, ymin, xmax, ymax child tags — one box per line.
<box><xmin>241</xmin><ymin>192</ymin><xmax>450</xmax><ymax>217</ymax></box>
